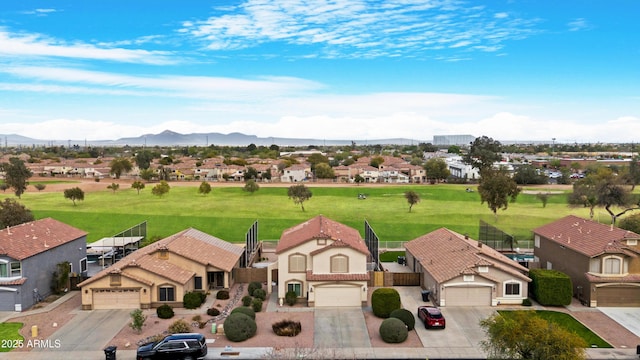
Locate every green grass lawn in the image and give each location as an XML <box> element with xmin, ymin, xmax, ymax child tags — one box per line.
<box><xmin>498</xmin><ymin>310</ymin><xmax>612</xmax><ymax>348</ymax></box>
<box><xmin>0</xmin><ymin>323</ymin><xmax>24</xmax><ymax>352</ymax></box>
<box><xmin>17</xmin><ymin>183</ymin><xmax>592</xmax><ymax>243</ymax></box>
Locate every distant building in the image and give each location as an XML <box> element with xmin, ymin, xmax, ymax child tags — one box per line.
<box><xmin>433</xmin><ymin>135</ymin><xmax>475</xmax><ymax>146</ymax></box>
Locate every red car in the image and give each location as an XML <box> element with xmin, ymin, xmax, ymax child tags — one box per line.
<box><xmin>418</xmin><ymin>306</ymin><xmax>446</xmax><ymax>329</ymax></box>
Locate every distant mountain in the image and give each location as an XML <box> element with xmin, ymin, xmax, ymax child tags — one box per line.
<box><xmin>0</xmin><ymin>131</ymin><xmax>425</xmax><ymax>147</ymax></box>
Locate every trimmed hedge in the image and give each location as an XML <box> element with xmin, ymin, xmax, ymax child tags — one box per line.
<box><xmin>216</xmin><ymin>290</ymin><xmax>230</xmax><ymax>300</ymax></box>
<box><xmin>253</xmin><ymin>288</ymin><xmax>267</xmax><ymax>301</ymax></box>
<box><xmin>207</xmin><ymin>307</ymin><xmax>220</xmax><ymax>317</ymax></box>
<box><xmin>285</xmin><ymin>291</ymin><xmax>297</xmax><ymax>306</ymax></box>
<box><xmin>242</xmin><ymin>295</ymin><xmax>253</xmax><ymax>307</ymax></box>
<box><xmin>183</xmin><ymin>291</ymin><xmax>204</xmax><ymax>309</ymax></box>
<box><xmin>529</xmin><ymin>269</ymin><xmax>572</xmax><ymax>306</ymax></box>
<box><xmin>248</xmin><ymin>281</ymin><xmax>262</xmax><ymax>296</ymax></box>
<box><xmin>390</xmin><ymin>308</ymin><xmax>415</xmax><ymax>331</ymax></box>
<box><xmin>156</xmin><ymin>304</ymin><xmax>174</xmax><ymax>319</ymax></box>
<box><xmin>252</xmin><ymin>298</ymin><xmax>263</xmax><ymax>312</ymax></box>
<box><xmin>379</xmin><ymin>318</ymin><xmax>408</xmax><ymax>343</ymax></box>
<box><xmin>371</xmin><ymin>288</ymin><xmax>401</xmax><ymax>318</ymax></box>
<box><xmin>223</xmin><ymin>313</ymin><xmax>257</xmax><ymax>342</ymax></box>
<box><xmin>231</xmin><ymin>306</ymin><xmax>256</xmax><ymax>320</ymax></box>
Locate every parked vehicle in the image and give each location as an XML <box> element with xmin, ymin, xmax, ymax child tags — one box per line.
<box><xmin>136</xmin><ymin>332</ymin><xmax>207</xmax><ymax>360</ymax></box>
<box><xmin>417</xmin><ymin>306</ymin><xmax>446</xmax><ymax>329</ymax></box>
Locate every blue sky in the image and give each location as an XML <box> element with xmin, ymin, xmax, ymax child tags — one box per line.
<box><xmin>0</xmin><ymin>0</ymin><xmax>638</xmax><ymax>143</ymax></box>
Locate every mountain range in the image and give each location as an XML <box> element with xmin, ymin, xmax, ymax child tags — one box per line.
<box><xmin>0</xmin><ymin>130</ymin><xmax>425</xmax><ymax>147</ymax></box>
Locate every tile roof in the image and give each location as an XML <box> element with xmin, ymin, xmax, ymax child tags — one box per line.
<box><xmin>305</xmin><ymin>271</ymin><xmax>370</xmax><ymax>281</ymax></box>
<box><xmin>405</xmin><ymin>228</ymin><xmax>529</xmax><ymax>284</ymax></box>
<box><xmin>79</xmin><ymin>228</ymin><xmax>243</xmax><ymax>287</ymax></box>
<box><xmin>276</xmin><ymin>215</ymin><xmax>369</xmax><ymax>255</ymax></box>
<box><xmin>0</xmin><ymin>278</ymin><xmax>27</xmax><ymax>286</ymax></box>
<box><xmin>533</xmin><ymin>215</ymin><xmax>640</xmax><ymax>257</ymax></box>
<box><xmin>585</xmin><ymin>273</ymin><xmax>640</xmax><ymax>283</ymax></box>
<box><xmin>0</xmin><ymin>218</ymin><xmax>87</xmax><ymax>260</ymax></box>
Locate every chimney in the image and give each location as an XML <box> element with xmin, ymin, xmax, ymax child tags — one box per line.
<box><xmin>477</xmin><ymin>242</ymin><xmax>482</xmax><ymax>248</ymax></box>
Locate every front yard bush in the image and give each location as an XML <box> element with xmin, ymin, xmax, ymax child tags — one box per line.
<box><xmin>529</xmin><ymin>269</ymin><xmax>572</xmax><ymax>306</ymax></box>
<box><xmin>390</xmin><ymin>308</ymin><xmax>415</xmax><ymax>330</ymax></box>
<box><xmin>231</xmin><ymin>306</ymin><xmax>256</xmax><ymax>320</ymax></box>
<box><xmin>248</xmin><ymin>281</ymin><xmax>262</xmax><ymax>296</ymax></box>
<box><xmin>242</xmin><ymin>295</ymin><xmax>253</xmax><ymax>306</ymax></box>
<box><xmin>224</xmin><ymin>313</ymin><xmax>257</xmax><ymax>342</ymax></box>
<box><xmin>216</xmin><ymin>290</ymin><xmax>230</xmax><ymax>300</ymax></box>
<box><xmin>168</xmin><ymin>318</ymin><xmax>191</xmax><ymax>334</ymax></box>
<box><xmin>252</xmin><ymin>298</ymin><xmax>263</xmax><ymax>312</ymax></box>
<box><xmin>253</xmin><ymin>288</ymin><xmax>266</xmax><ymax>301</ymax></box>
<box><xmin>285</xmin><ymin>291</ymin><xmax>297</xmax><ymax>306</ymax></box>
<box><xmin>156</xmin><ymin>304</ymin><xmax>174</xmax><ymax>319</ymax></box>
<box><xmin>379</xmin><ymin>318</ymin><xmax>408</xmax><ymax>343</ymax></box>
<box><xmin>371</xmin><ymin>288</ymin><xmax>401</xmax><ymax>318</ymax></box>
<box><xmin>207</xmin><ymin>307</ymin><xmax>220</xmax><ymax>317</ymax></box>
<box><xmin>183</xmin><ymin>291</ymin><xmax>204</xmax><ymax>309</ymax></box>
<box><xmin>272</xmin><ymin>319</ymin><xmax>302</xmax><ymax>337</ymax></box>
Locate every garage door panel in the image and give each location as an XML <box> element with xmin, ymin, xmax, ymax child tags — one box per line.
<box><xmin>315</xmin><ymin>286</ymin><xmax>361</xmax><ymax>307</ymax></box>
<box><xmin>597</xmin><ymin>286</ymin><xmax>640</xmax><ymax>307</ymax></box>
<box><xmin>93</xmin><ymin>289</ymin><xmax>140</xmax><ymax>309</ymax></box>
<box><xmin>445</xmin><ymin>287</ymin><xmax>491</xmax><ymax>306</ymax></box>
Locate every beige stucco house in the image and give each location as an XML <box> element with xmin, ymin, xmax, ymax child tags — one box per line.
<box><xmin>78</xmin><ymin>228</ymin><xmax>244</xmax><ymax>310</ymax></box>
<box><xmin>405</xmin><ymin>228</ymin><xmax>531</xmax><ymax>306</ymax></box>
<box><xmin>275</xmin><ymin>215</ymin><xmax>370</xmax><ymax>307</ymax></box>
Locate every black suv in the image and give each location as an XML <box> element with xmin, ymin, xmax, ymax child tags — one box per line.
<box><xmin>136</xmin><ymin>332</ymin><xmax>207</xmax><ymax>360</ymax></box>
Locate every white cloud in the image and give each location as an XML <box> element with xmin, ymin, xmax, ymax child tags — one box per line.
<box><xmin>568</xmin><ymin>18</ymin><xmax>590</xmax><ymax>32</ymax></box>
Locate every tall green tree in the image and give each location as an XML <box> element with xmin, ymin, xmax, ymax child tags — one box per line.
<box><xmin>423</xmin><ymin>158</ymin><xmax>450</xmax><ymax>183</ymax></box>
<box><xmin>110</xmin><ymin>157</ymin><xmax>133</xmax><ymax>179</ymax></box>
<box><xmin>288</xmin><ymin>184</ymin><xmax>312</xmax><ymax>211</ymax></box>
<box><xmin>64</xmin><ymin>187</ymin><xmax>85</xmax><ymax>206</ymax></box>
<box><xmin>243</xmin><ymin>179</ymin><xmax>260</xmax><ymax>194</ymax></box>
<box><xmin>513</xmin><ymin>165</ymin><xmax>547</xmax><ymax>185</ymax></box>
<box><xmin>0</xmin><ymin>158</ymin><xmax>33</xmax><ymax>198</ymax></box>
<box><xmin>135</xmin><ymin>150</ymin><xmax>154</xmax><ymax>170</ymax></box>
<box><xmin>478</xmin><ymin>169</ymin><xmax>521</xmax><ymax>220</ymax></box>
<box><xmin>0</xmin><ymin>198</ymin><xmax>35</xmax><ymax>227</ymax></box>
<box><xmin>198</xmin><ymin>181</ymin><xmax>212</xmax><ymax>195</ymax></box>
<box><xmin>404</xmin><ymin>191</ymin><xmax>420</xmax><ymax>212</ymax></box>
<box><xmin>244</xmin><ymin>167</ymin><xmax>258</xmax><ymax>181</ymax></box>
<box><xmin>315</xmin><ymin>163</ymin><xmax>335</xmax><ymax>179</ymax></box>
<box><xmin>463</xmin><ymin>136</ymin><xmax>502</xmax><ymax>177</ymax></box>
<box><xmin>480</xmin><ymin>311</ymin><xmax>586</xmax><ymax>360</ymax></box>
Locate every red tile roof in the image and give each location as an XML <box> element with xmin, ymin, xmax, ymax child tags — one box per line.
<box><xmin>276</xmin><ymin>215</ymin><xmax>369</xmax><ymax>255</ymax></box>
<box><xmin>533</xmin><ymin>215</ymin><xmax>640</xmax><ymax>257</ymax></box>
<box><xmin>0</xmin><ymin>278</ymin><xmax>27</xmax><ymax>286</ymax></box>
<box><xmin>0</xmin><ymin>218</ymin><xmax>87</xmax><ymax>260</ymax></box>
<box><xmin>305</xmin><ymin>271</ymin><xmax>370</xmax><ymax>281</ymax></box>
<box><xmin>585</xmin><ymin>273</ymin><xmax>640</xmax><ymax>283</ymax></box>
<box><xmin>405</xmin><ymin>228</ymin><xmax>529</xmax><ymax>284</ymax></box>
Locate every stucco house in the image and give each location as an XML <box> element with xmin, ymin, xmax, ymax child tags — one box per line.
<box><xmin>275</xmin><ymin>215</ymin><xmax>370</xmax><ymax>307</ymax></box>
<box><xmin>78</xmin><ymin>228</ymin><xmax>244</xmax><ymax>310</ymax></box>
<box><xmin>0</xmin><ymin>218</ymin><xmax>88</xmax><ymax>311</ymax></box>
<box><xmin>405</xmin><ymin>228</ymin><xmax>530</xmax><ymax>306</ymax></box>
<box><xmin>533</xmin><ymin>215</ymin><xmax>640</xmax><ymax>307</ymax></box>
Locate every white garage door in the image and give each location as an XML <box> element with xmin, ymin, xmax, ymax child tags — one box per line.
<box><xmin>93</xmin><ymin>288</ymin><xmax>140</xmax><ymax>309</ymax></box>
<box><xmin>445</xmin><ymin>286</ymin><xmax>491</xmax><ymax>306</ymax></box>
<box><xmin>315</xmin><ymin>286</ymin><xmax>361</xmax><ymax>307</ymax></box>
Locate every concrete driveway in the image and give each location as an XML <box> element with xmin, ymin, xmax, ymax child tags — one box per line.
<box><xmin>314</xmin><ymin>307</ymin><xmax>371</xmax><ymax>348</ymax></box>
<box><xmin>33</xmin><ymin>309</ymin><xmax>131</xmax><ymax>352</ymax></box>
<box><xmin>598</xmin><ymin>307</ymin><xmax>640</xmax><ymax>337</ymax></box>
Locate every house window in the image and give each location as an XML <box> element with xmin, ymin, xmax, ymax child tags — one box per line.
<box><xmin>0</xmin><ymin>262</ymin><xmax>7</xmax><ymax>277</ymax></box>
<box><xmin>317</xmin><ymin>238</ymin><xmax>327</xmax><ymax>245</ymax></box>
<box><xmin>534</xmin><ymin>235</ymin><xmax>540</xmax><ymax>248</ymax></box>
<box><xmin>287</xmin><ymin>282</ymin><xmax>302</xmax><ymax>297</ymax></box>
<box><xmin>589</xmin><ymin>258</ymin><xmax>600</xmax><ymax>273</ymax></box>
<box><xmin>159</xmin><ymin>286</ymin><xmax>175</xmax><ymax>301</ymax></box>
<box><xmin>463</xmin><ymin>275</ymin><xmax>474</xmax><ymax>282</ymax></box>
<box><xmin>330</xmin><ymin>255</ymin><xmax>348</xmax><ymax>273</ymax></box>
<box><xmin>288</xmin><ymin>253</ymin><xmax>306</xmax><ymax>273</ymax></box>
<box><xmin>110</xmin><ymin>274</ymin><xmax>121</xmax><ymax>286</ymax></box>
<box><xmin>194</xmin><ymin>276</ymin><xmax>203</xmax><ymax>290</ymax></box>
<box><xmin>159</xmin><ymin>250</ymin><xmax>168</xmax><ymax>260</ymax></box>
<box><xmin>10</xmin><ymin>262</ymin><xmax>21</xmax><ymax>277</ymax></box>
<box><xmin>628</xmin><ymin>239</ymin><xmax>638</xmax><ymax>246</ymax></box>
<box><xmin>478</xmin><ymin>266</ymin><xmax>489</xmax><ymax>273</ymax></box>
<box><xmin>603</xmin><ymin>256</ymin><xmax>622</xmax><ymax>274</ymax></box>
<box><xmin>80</xmin><ymin>258</ymin><xmax>88</xmax><ymax>274</ymax></box>
<box><xmin>504</xmin><ymin>282</ymin><xmax>521</xmax><ymax>296</ymax></box>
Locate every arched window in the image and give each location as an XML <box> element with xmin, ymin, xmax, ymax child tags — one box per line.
<box><xmin>288</xmin><ymin>253</ymin><xmax>306</xmax><ymax>273</ymax></box>
<box><xmin>330</xmin><ymin>254</ymin><xmax>348</xmax><ymax>273</ymax></box>
<box><xmin>603</xmin><ymin>256</ymin><xmax>622</xmax><ymax>274</ymax></box>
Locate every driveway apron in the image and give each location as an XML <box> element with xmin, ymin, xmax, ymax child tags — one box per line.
<box><xmin>33</xmin><ymin>309</ymin><xmax>131</xmax><ymax>352</ymax></box>
<box><xmin>314</xmin><ymin>307</ymin><xmax>371</xmax><ymax>348</ymax></box>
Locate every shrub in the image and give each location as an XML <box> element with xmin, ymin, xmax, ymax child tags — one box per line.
<box><xmin>379</xmin><ymin>318</ymin><xmax>408</xmax><ymax>343</ymax></box>
<box><xmin>198</xmin><ymin>291</ymin><xmax>207</xmax><ymax>304</ymax></box>
<box><xmin>248</xmin><ymin>281</ymin><xmax>262</xmax><ymax>296</ymax></box>
<box><xmin>184</xmin><ymin>291</ymin><xmax>204</xmax><ymax>309</ymax></box>
<box><xmin>242</xmin><ymin>295</ymin><xmax>253</xmax><ymax>307</ymax></box>
<box><xmin>216</xmin><ymin>290</ymin><xmax>230</xmax><ymax>300</ymax></box>
<box><xmin>272</xmin><ymin>319</ymin><xmax>302</xmax><ymax>337</ymax></box>
<box><xmin>390</xmin><ymin>308</ymin><xmax>415</xmax><ymax>331</ymax></box>
<box><xmin>231</xmin><ymin>306</ymin><xmax>256</xmax><ymax>320</ymax></box>
<box><xmin>285</xmin><ymin>291</ymin><xmax>297</xmax><ymax>306</ymax></box>
<box><xmin>223</xmin><ymin>313</ymin><xmax>257</xmax><ymax>342</ymax></box>
<box><xmin>192</xmin><ymin>314</ymin><xmax>202</xmax><ymax>322</ymax></box>
<box><xmin>252</xmin><ymin>298</ymin><xmax>263</xmax><ymax>312</ymax></box>
<box><xmin>529</xmin><ymin>269</ymin><xmax>572</xmax><ymax>306</ymax></box>
<box><xmin>207</xmin><ymin>308</ymin><xmax>220</xmax><ymax>317</ymax></box>
<box><xmin>156</xmin><ymin>304</ymin><xmax>174</xmax><ymax>319</ymax></box>
<box><xmin>522</xmin><ymin>298</ymin><xmax>533</xmax><ymax>307</ymax></box>
<box><xmin>168</xmin><ymin>318</ymin><xmax>192</xmax><ymax>334</ymax></box>
<box><xmin>129</xmin><ymin>309</ymin><xmax>147</xmax><ymax>334</ymax></box>
<box><xmin>371</xmin><ymin>288</ymin><xmax>401</xmax><ymax>318</ymax></box>
<box><xmin>253</xmin><ymin>288</ymin><xmax>267</xmax><ymax>301</ymax></box>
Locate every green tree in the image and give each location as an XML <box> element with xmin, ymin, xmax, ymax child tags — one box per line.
<box><xmin>463</xmin><ymin>136</ymin><xmax>502</xmax><ymax>177</ymax></box>
<box><xmin>33</xmin><ymin>183</ymin><xmax>46</xmax><ymax>191</ymax></box>
<box><xmin>244</xmin><ymin>167</ymin><xmax>258</xmax><ymax>181</ymax></box>
<box><xmin>618</xmin><ymin>213</ymin><xmax>640</xmax><ymax>234</ymax></box>
<box><xmin>129</xmin><ymin>309</ymin><xmax>147</xmax><ymax>334</ymax></box>
<box><xmin>447</xmin><ymin>145</ymin><xmax>461</xmax><ymax>154</ymax></box>
<box><xmin>198</xmin><ymin>181</ymin><xmax>212</xmax><ymax>195</ymax></box>
<box><xmin>404</xmin><ymin>191</ymin><xmax>420</xmax><ymax>212</ymax></box>
<box><xmin>110</xmin><ymin>157</ymin><xmax>133</xmax><ymax>179</ymax></box>
<box><xmin>315</xmin><ymin>163</ymin><xmax>335</xmax><ymax>179</ymax></box>
<box><xmin>423</xmin><ymin>158</ymin><xmax>450</xmax><ymax>183</ymax></box>
<box><xmin>353</xmin><ymin>174</ymin><xmax>365</xmax><ymax>185</ymax></box>
<box><xmin>307</xmin><ymin>153</ymin><xmax>329</xmax><ymax>169</ymax></box>
<box><xmin>478</xmin><ymin>169</ymin><xmax>521</xmax><ymax>220</ymax></box>
<box><xmin>64</xmin><ymin>187</ymin><xmax>85</xmax><ymax>206</ymax></box>
<box><xmin>370</xmin><ymin>156</ymin><xmax>385</xmax><ymax>168</ymax></box>
<box><xmin>131</xmin><ymin>180</ymin><xmax>145</xmax><ymax>194</ymax></box>
<box><xmin>536</xmin><ymin>192</ymin><xmax>550</xmax><ymax>208</ymax></box>
<box><xmin>513</xmin><ymin>165</ymin><xmax>547</xmax><ymax>185</ymax></box>
<box><xmin>107</xmin><ymin>182</ymin><xmax>120</xmax><ymax>193</ymax></box>
<box><xmin>139</xmin><ymin>168</ymin><xmax>155</xmax><ymax>181</ymax></box>
<box><xmin>0</xmin><ymin>198</ymin><xmax>35</xmax><ymax>227</ymax></box>
<box><xmin>135</xmin><ymin>150</ymin><xmax>154</xmax><ymax>170</ymax></box>
<box><xmin>288</xmin><ymin>184</ymin><xmax>312</xmax><ymax>211</ymax></box>
<box><xmin>0</xmin><ymin>158</ymin><xmax>33</xmax><ymax>198</ymax></box>
<box><xmin>152</xmin><ymin>180</ymin><xmax>170</xmax><ymax>197</ymax></box>
<box><xmin>569</xmin><ymin>171</ymin><xmax>639</xmax><ymax>224</ymax></box>
<box><xmin>243</xmin><ymin>179</ymin><xmax>260</xmax><ymax>194</ymax></box>
<box><xmin>567</xmin><ymin>175</ymin><xmax>599</xmax><ymax>219</ymax></box>
<box><xmin>480</xmin><ymin>311</ymin><xmax>586</xmax><ymax>360</ymax></box>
